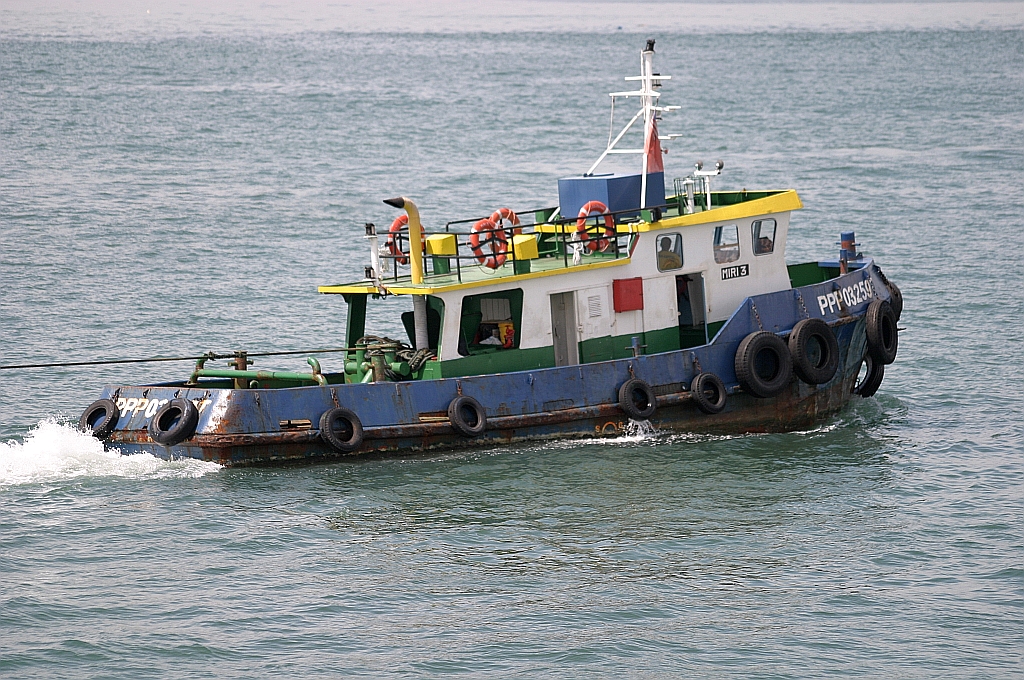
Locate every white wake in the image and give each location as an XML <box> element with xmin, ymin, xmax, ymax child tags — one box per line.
<box><xmin>0</xmin><ymin>417</ymin><xmax>221</xmax><ymax>488</ymax></box>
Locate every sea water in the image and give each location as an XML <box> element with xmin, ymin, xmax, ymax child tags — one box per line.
<box><xmin>2</xmin><ymin>2</ymin><xmax>1023</xmax><ymax>675</ymax></box>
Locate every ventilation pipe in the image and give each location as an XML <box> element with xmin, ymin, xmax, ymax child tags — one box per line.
<box><xmin>383</xmin><ymin>196</ymin><xmax>430</xmax><ymax>351</ymax></box>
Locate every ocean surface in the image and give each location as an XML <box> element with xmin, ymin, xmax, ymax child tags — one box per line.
<box><xmin>2</xmin><ymin>2</ymin><xmax>1024</xmax><ymax>676</ymax></box>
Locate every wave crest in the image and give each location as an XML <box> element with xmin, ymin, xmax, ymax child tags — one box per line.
<box><xmin>0</xmin><ymin>418</ymin><xmax>221</xmax><ymax>488</ymax></box>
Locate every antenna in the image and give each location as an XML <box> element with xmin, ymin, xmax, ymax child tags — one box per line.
<box><xmin>584</xmin><ymin>41</ymin><xmax>682</xmax><ymax>209</ymax></box>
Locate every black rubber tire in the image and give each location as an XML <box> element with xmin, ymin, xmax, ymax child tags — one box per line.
<box><xmin>79</xmin><ymin>399</ymin><xmax>120</xmax><ymax>439</ymax></box>
<box><xmin>617</xmin><ymin>378</ymin><xmax>657</xmax><ymax>420</ymax></box>
<box><xmin>691</xmin><ymin>372</ymin><xmax>727</xmax><ymax>415</ymax></box>
<box><xmin>855</xmin><ymin>353</ymin><xmax>885</xmax><ymax>398</ymax></box>
<box><xmin>148</xmin><ymin>398</ymin><xmax>199</xmax><ymax>446</ymax></box>
<box><xmin>735</xmin><ymin>331</ymin><xmax>793</xmax><ymax>398</ymax></box>
<box><xmin>865</xmin><ymin>299</ymin><xmax>898</xmax><ymax>365</ymax></box>
<box><xmin>886</xmin><ymin>280</ymin><xmax>903</xmax><ymax>321</ymax></box>
<box><xmin>788</xmin><ymin>318</ymin><xmax>840</xmax><ymax>385</ymax></box>
<box><xmin>319</xmin><ymin>407</ymin><xmax>364</xmax><ymax>453</ymax></box>
<box><xmin>448</xmin><ymin>396</ymin><xmax>486</xmax><ymax>437</ymax></box>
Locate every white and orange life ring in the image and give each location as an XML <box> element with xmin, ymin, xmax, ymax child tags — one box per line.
<box><xmin>386</xmin><ymin>214</ymin><xmax>425</xmax><ymax>266</ymax></box>
<box><xmin>576</xmin><ymin>200</ymin><xmax>616</xmax><ymax>252</ymax></box>
<box><xmin>469</xmin><ymin>218</ymin><xmax>508</xmax><ymax>269</ymax></box>
<box><xmin>490</xmin><ymin>207</ymin><xmax>521</xmax><ymax>236</ymax></box>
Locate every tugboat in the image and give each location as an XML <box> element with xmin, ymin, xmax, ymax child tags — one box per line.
<box><xmin>79</xmin><ymin>41</ymin><xmax>902</xmax><ymax>466</ymax></box>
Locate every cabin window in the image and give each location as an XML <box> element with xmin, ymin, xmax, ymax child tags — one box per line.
<box><xmin>713</xmin><ymin>225</ymin><xmax>740</xmax><ymax>264</ymax></box>
<box><xmin>656</xmin><ymin>233</ymin><xmax>683</xmax><ymax>271</ymax></box>
<box><xmin>752</xmin><ymin>219</ymin><xmax>777</xmax><ymax>255</ymax></box>
<box><xmin>457</xmin><ymin>289</ymin><xmax>523</xmax><ymax>356</ymax></box>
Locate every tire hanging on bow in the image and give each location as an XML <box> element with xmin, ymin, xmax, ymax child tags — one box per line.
<box><xmin>148</xmin><ymin>398</ymin><xmax>199</xmax><ymax>446</ymax></box>
<box><xmin>788</xmin><ymin>318</ymin><xmax>839</xmax><ymax>385</ymax></box>
<box><xmin>79</xmin><ymin>399</ymin><xmax>120</xmax><ymax>439</ymax></box>
<box><xmin>735</xmin><ymin>331</ymin><xmax>793</xmax><ymax>398</ymax></box>
<box><xmin>865</xmin><ymin>299</ymin><xmax>898</xmax><ymax>365</ymax></box>
<box><xmin>854</xmin><ymin>353</ymin><xmax>884</xmax><ymax>398</ymax></box>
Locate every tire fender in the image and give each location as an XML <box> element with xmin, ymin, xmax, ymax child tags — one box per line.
<box><xmin>448</xmin><ymin>396</ymin><xmax>486</xmax><ymax>437</ymax></box>
<box><xmin>855</xmin><ymin>354</ymin><xmax>885</xmax><ymax>398</ymax></box>
<box><xmin>691</xmin><ymin>372</ymin><xmax>727</xmax><ymax>415</ymax></box>
<box><xmin>149</xmin><ymin>398</ymin><xmax>199</xmax><ymax>446</ymax></box>
<box><xmin>79</xmin><ymin>399</ymin><xmax>120</xmax><ymax>439</ymax></box>
<box><xmin>788</xmin><ymin>318</ymin><xmax>840</xmax><ymax>385</ymax></box>
<box><xmin>886</xmin><ymin>280</ymin><xmax>903</xmax><ymax>321</ymax></box>
<box><xmin>617</xmin><ymin>378</ymin><xmax>657</xmax><ymax>420</ymax></box>
<box><xmin>865</xmin><ymin>299</ymin><xmax>898</xmax><ymax>364</ymax></box>
<box><xmin>734</xmin><ymin>331</ymin><xmax>793</xmax><ymax>398</ymax></box>
<box><xmin>319</xmin><ymin>407</ymin><xmax>364</xmax><ymax>453</ymax></box>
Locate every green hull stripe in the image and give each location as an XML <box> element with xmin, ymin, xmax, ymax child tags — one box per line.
<box><xmin>644</xmin><ymin>326</ymin><xmax>680</xmax><ymax>355</ymax></box>
<box><xmin>579</xmin><ymin>327</ymin><xmax>677</xmax><ymax>363</ymax></box>
<box><xmin>434</xmin><ymin>325</ymin><xmax>719</xmax><ymax>377</ymax></box>
<box><xmin>434</xmin><ymin>346</ymin><xmax>556</xmax><ymax>378</ymax></box>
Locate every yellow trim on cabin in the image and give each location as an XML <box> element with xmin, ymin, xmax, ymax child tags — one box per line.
<box><xmin>318</xmin><ymin>283</ymin><xmax>379</xmax><ymax>294</ymax></box>
<box><xmin>534</xmin><ymin>189</ymin><xmax>802</xmax><ymax>234</ymax></box>
<box><xmin>319</xmin><ymin>256</ymin><xmax>632</xmax><ymax>296</ymax></box>
<box><xmin>649</xmin><ymin>190</ymin><xmax>802</xmax><ymax>231</ymax></box>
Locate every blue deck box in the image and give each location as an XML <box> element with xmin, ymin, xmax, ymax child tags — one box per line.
<box><xmin>557</xmin><ymin>172</ymin><xmax>666</xmax><ymax>220</ymax></box>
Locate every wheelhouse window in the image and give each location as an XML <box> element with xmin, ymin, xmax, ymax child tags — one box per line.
<box><xmin>752</xmin><ymin>219</ymin><xmax>777</xmax><ymax>255</ymax></box>
<box><xmin>656</xmin><ymin>233</ymin><xmax>683</xmax><ymax>271</ymax></box>
<box><xmin>713</xmin><ymin>225</ymin><xmax>740</xmax><ymax>264</ymax></box>
<box><xmin>457</xmin><ymin>289</ymin><xmax>523</xmax><ymax>356</ymax></box>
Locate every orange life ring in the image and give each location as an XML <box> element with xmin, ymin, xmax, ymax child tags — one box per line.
<box><xmin>576</xmin><ymin>200</ymin><xmax>616</xmax><ymax>252</ymax></box>
<box><xmin>469</xmin><ymin>218</ymin><xmax>508</xmax><ymax>269</ymax></box>
<box><xmin>386</xmin><ymin>214</ymin><xmax>424</xmax><ymax>266</ymax></box>
<box><xmin>490</xmin><ymin>207</ymin><xmax>522</xmax><ymax>236</ymax></box>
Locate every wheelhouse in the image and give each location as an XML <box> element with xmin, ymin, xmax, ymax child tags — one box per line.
<box><xmin>318</xmin><ymin>187</ymin><xmax>802</xmax><ymax>380</ymax></box>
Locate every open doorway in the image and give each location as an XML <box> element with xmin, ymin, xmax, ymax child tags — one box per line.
<box><xmin>676</xmin><ymin>274</ymin><xmax>708</xmax><ymax>349</ymax></box>
<box><xmin>549</xmin><ymin>291</ymin><xmax>579</xmax><ymax>366</ymax></box>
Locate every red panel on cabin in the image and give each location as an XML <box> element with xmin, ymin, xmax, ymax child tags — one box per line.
<box><xmin>613</xmin><ymin>277</ymin><xmax>644</xmax><ymax>312</ymax></box>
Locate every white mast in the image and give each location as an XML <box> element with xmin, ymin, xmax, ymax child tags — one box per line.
<box><xmin>585</xmin><ymin>39</ymin><xmax>680</xmax><ymax>209</ymax></box>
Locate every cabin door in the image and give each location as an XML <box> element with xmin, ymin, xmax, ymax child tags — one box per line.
<box><xmin>676</xmin><ymin>274</ymin><xmax>708</xmax><ymax>349</ymax></box>
<box><xmin>549</xmin><ymin>292</ymin><xmax>579</xmax><ymax>366</ymax></box>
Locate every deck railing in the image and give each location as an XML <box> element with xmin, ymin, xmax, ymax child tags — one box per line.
<box><xmin>378</xmin><ymin>204</ymin><xmax>650</xmax><ymax>285</ymax></box>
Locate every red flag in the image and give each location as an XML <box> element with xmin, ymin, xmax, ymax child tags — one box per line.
<box><xmin>644</xmin><ymin>118</ymin><xmax>664</xmax><ymax>174</ymax></box>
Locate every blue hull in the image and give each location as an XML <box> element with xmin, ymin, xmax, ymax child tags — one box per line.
<box><xmin>101</xmin><ymin>263</ymin><xmax>888</xmax><ymax>466</ymax></box>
